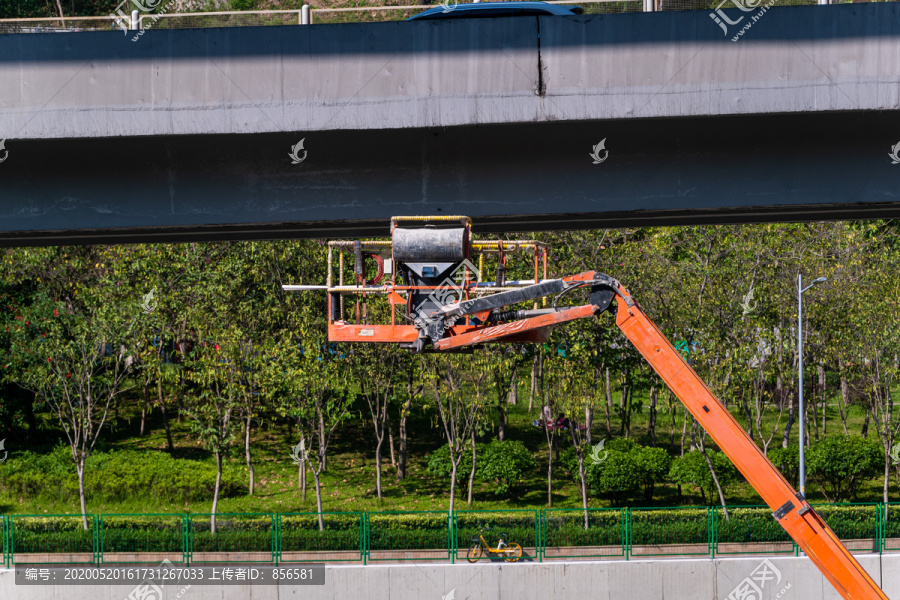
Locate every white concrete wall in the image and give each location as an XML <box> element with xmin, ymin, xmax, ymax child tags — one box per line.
<box><xmin>0</xmin><ymin>554</ymin><xmax>891</xmax><ymax>600</ymax></box>
<box><xmin>3</xmin><ymin>4</ymin><xmax>900</xmax><ymax>139</ymax></box>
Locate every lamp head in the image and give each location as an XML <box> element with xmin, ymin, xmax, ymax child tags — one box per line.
<box><xmin>812</xmin><ymin>277</ymin><xmax>828</xmax><ymax>285</ymax></box>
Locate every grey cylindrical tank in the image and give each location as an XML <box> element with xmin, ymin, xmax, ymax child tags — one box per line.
<box><xmin>392</xmin><ymin>227</ymin><xmax>469</xmax><ymax>263</ymax></box>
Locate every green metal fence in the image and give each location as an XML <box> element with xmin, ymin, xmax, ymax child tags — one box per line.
<box><xmin>628</xmin><ymin>506</ymin><xmax>713</xmax><ymax>558</ymax></box>
<box><xmin>99</xmin><ymin>513</ymin><xmax>187</xmax><ymax>565</ymax></box>
<box><xmin>540</xmin><ymin>508</ymin><xmax>627</xmax><ymax>561</ymax></box>
<box><xmin>8</xmin><ymin>514</ymin><xmax>98</xmax><ymax>565</ymax></box>
<box><xmin>366</xmin><ymin>511</ymin><xmax>452</xmax><ymax>563</ymax></box>
<box><xmin>2</xmin><ymin>514</ymin><xmax>8</xmax><ymax>568</ymax></box>
<box><xmin>0</xmin><ymin>503</ymin><xmax>894</xmax><ymax>565</ymax></box>
<box><xmin>454</xmin><ymin>509</ymin><xmax>539</xmax><ymax>563</ymax></box>
<box><xmin>811</xmin><ymin>503</ymin><xmax>882</xmax><ymax>554</ymax></box>
<box><xmin>884</xmin><ymin>503</ymin><xmax>900</xmax><ymax>552</ymax></box>
<box><xmin>278</xmin><ymin>512</ymin><xmax>365</xmax><ymax>564</ymax></box>
<box><xmin>188</xmin><ymin>513</ymin><xmax>276</xmax><ymax>564</ymax></box>
<box><xmin>714</xmin><ymin>505</ymin><xmax>795</xmax><ymax>556</ymax></box>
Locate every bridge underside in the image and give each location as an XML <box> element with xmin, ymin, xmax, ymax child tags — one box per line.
<box><xmin>3</xmin><ymin>110</ymin><xmax>898</xmax><ymax>245</ymax></box>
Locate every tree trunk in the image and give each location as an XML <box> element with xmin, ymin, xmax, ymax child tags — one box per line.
<box><xmin>387</xmin><ymin>409</ymin><xmax>397</xmax><ymax>469</ymax></box>
<box><xmin>374</xmin><ymin>434</ymin><xmax>384</xmax><ymax>501</ymax></box>
<box><xmin>648</xmin><ymin>386</ymin><xmax>658</xmax><ymax>446</ymax></box>
<box><xmin>697</xmin><ymin>433</ymin><xmax>729</xmax><ymax>520</ymax></box>
<box><xmin>76</xmin><ymin>458</ymin><xmax>88</xmax><ymax>530</ymax></box>
<box><xmin>508</xmin><ymin>368</ymin><xmax>518</xmax><ymax>406</ymax></box>
<box><xmin>884</xmin><ymin>448</ymin><xmax>892</xmax><ymax>506</ymax></box>
<box><xmin>812</xmin><ymin>364</ymin><xmax>824</xmax><ymax>441</ymax></box>
<box><xmin>670</xmin><ymin>393</ymin><xmax>678</xmax><ymax>448</ymax></box>
<box><xmin>54</xmin><ymin>0</ymin><xmax>65</xmax><ymax>26</ymax></box>
<box><xmin>742</xmin><ymin>393</ymin><xmax>753</xmax><ymax>440</ymax></box>
<box><xmin>862</xmin><ymin>406</ymin><xmax>871</xmax><ymax>438</ymax></box>
<box><xmin>839</xmin><ymin>376</ymin><xmax>850</xmax><ymax>435</ymax></box>
<box><xmin>467</xmin><ymin>433</ymin><xmax>477</xmax><ymax>507</ymax></box>
<box><xmin>211</xmin><ymin>450</ymin><xmax>223</xmax><ymax>534</ymax></box>
<box><xmin>158</xmin><ymin>375</ymin><xmax>174</xmax><ymax>453</ymax></box>
<box><xmin>577</xmin><ymin>456</ymin><xmax>589</xmax><ymax>529</ymax></box>
<box><xmin>604</xmin><ymin>367</ymin><xmax>612</xmax><ymax>436</ymax></box>
<box><xmin>245</xmin><ymin>412</ymin><xmax>254</xmax><ymax>496</ymax></box>
<box><xmin>312</xmin><ymin>467</ymin><xmax>324</xmax><ymax>531</ymax></box>
<box><xmin>318</xmin><ymin>407</ymin><xmax>327</xmax><ymax>472</ymax></box>
<box><xmin>680</xmin><ymin>411</ymin><xmax>689</xmax><ymax>456</ymax></box>
<box><xmin>497</xmin><ymin>387</ymin><xmax>507</xmax><ymax>442</ymax></box>
<box><xmin>585</xmin><ymin>404</ymin><xmax>593</xmax><ymax>446</ymax></box>
<box><xmin>449</xmin><ymin>459</ymin><xmax>458</xmax><ymax>515</ymax></box>
<box><xmin>397</xmin><ymin>395</ymin><xmax>412</xmax><ymax>482</ymax></box>
<box><xmin>529</xmin><ymin>353</ymin><xmax>538</xmax><ymax>412</ymax></box>
<box><xmin>140</xmin><ymin>381</ymin><xmax>150</xmax><ymax>437</ymax></box>
<box><xmin>782</xmin><ymin>394</ymin><xmax>794</xmax><ymax>449</ymax></box>
<box><xmin>546</xmin><ymin>447</ymin><xmax>554</xmax><ymax>508</ymax></box>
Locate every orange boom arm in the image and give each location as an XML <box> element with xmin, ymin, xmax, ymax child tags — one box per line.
<box><xmin>612</xmin><ymin>284</ymin><xmax>888</xmax><ymax>600</ymax></box>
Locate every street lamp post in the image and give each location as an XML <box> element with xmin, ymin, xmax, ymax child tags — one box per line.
<box><xmin>798</xmin><ymin>273</ymin><xmax>827</xmax><ymax>499</ymax></box>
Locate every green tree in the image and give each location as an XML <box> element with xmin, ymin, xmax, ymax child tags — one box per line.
<box><xmin>807</xmin><ymin>435</ymin><xmax>883</xmax><ymax>502</ymax></box>
<box><xmin>479</xmin><ymin>440</ymin><xmax>537</xmax><ymax>497</ymax></box>
<box><xmin>669</xmin><ymin>449</ymin><xmax>738</xmax><ymax>504</ymax></box>
<box><xmin>10</xmin><ymin>285</ymin><xmax>135</xmax><ymax>528</ymax></box>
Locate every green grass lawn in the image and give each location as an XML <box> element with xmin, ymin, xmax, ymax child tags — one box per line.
<box><xmin>1</xmin><ymin>381</ymin><xmax>898</xmax><ymax>517</ymax></box>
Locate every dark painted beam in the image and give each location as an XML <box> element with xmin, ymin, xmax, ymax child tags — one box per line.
<box><xmin>1</xmin><ymin>110</ymin><xmax>898</xmax><ymax>245</ymax></box>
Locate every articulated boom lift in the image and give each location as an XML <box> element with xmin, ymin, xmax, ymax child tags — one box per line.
<box><xmin>285</xmin><ymin>216</ymin><xmax>889</xmax><ymax>600</ymax></box>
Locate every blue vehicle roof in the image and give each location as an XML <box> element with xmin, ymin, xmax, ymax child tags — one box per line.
<box><xmin>408</xmin><ymin>2</ymin><xmax>584</xmax><ymax>20</ymax></box>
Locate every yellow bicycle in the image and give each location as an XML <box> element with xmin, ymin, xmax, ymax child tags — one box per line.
<box><xmin>466</xmin><ymin>525</ymin><xmax>522</xmax><ymax>563</ymax></box>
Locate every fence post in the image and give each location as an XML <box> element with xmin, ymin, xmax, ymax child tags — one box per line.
<box><xmin>130</xmin><ymin>9</ymin><xmax>140</xmax><ymax>30</ymax></box>
<box><xmin>709</xmin><ymin>507</ymin><xmax>715</xmax><ymax>560</ymax></box>
<box><xmin>643</xmin><ymin>0</ymin><xmax>654</xmax><ymax>11</ymax></box>
<box><xmin>273</xmin><ymin>514</ymin><xmax>279</xmax><ymax>565</ymax></box>
<box><xmin>449</xmin><ymin>513</ymin><xmax>455</xmax><ymax>564</ymax></box>
<box><xmin>93</xmin><ymin>515</ymin><xmax>99</xmax><ymax>566</ymax></box>
<box><xmin>537</xmin><ymin>509</ymin><xmax>542</xmax><ymax>563</ymax></box>
<box><xmin>362</xmin><ymin>512</ymin><xmax>368</xmax><ymax>566</ymax></box>
<box><xmin>300</xmin><ymin>4</ymin><xmax>310</xmax><ymax>25</ymax></box>
<box><xmin>625</xmin><ymin>508</ymin><xmax>631</xmax><ymax>560</ymax></box>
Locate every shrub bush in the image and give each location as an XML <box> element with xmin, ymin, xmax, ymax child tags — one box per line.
<box><xmin>767</xmin><ymin>446</ymin><xmax>799</xmax><ymax>487</ymax></box>
<box><xmin>807</xmin><ymin>435</ymin><xmax>883</xmax><ymax>502</ymax></box>
<box><xmin>0</xmin><ymin>446</ymin><xmax>243</xmax><ymax>503</ymax></box>
<box><xmin>669</xmin><ymin>449</ymin><xmax>738</xmax><ymax>504</ymax></box>
<box><xmin>426</xmin><ymin>443</ymin><xmax>481</xmax><ymax>484</ymax></box>
<box><xmin>478</xmin><ymin>440</ymin><xmax>538</xmax><ymax>497</ymax></box>
<box><xmin>582</xmin><ymin>440</ymin><xmax>671</xmax><ymax>504</ymax></box>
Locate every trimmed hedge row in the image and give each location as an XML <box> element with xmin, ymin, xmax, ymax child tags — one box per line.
<box><xmin>4</xmin><ymin>505</ymin><xmax>893</xmax><ymax>559</ymax></box>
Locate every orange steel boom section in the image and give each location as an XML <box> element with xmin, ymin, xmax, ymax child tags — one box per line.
<box><xmin>609</xmin><ymin>284</ymin><xmax>888</xmax><ymax>600</ymax></box>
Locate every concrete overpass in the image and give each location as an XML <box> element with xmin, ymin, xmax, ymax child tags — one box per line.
<box><xmin>1</xmin><ymin>4</ymin><xmax>899</xmax><ymax>244</ymax></box>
